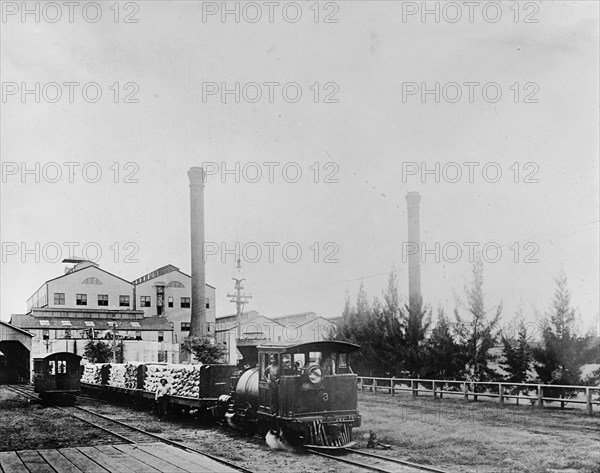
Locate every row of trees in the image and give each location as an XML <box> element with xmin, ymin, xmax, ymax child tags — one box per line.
<box><xmin>333</xmin><ymin>260</ymin><xmax>599</xmax><ymax>388</ymax></box>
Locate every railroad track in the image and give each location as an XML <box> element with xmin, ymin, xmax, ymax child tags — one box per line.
<box><xmin>307</xmin><ymin>447</ymin><xmax>452</xmax><ymax>473</ymax></box>
<box><xmin>4</xmin><ymin>385</ymin><xmax>255</xmax><ymax>473</ymax></box>
<box><xmin>7</xmin><ymin>385</ymin><xmax>452</xmax><ymax>473</ymax></box>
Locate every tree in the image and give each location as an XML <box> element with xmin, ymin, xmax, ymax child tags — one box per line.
<box><xmin>182</xmin><ymin>336</ymin><xmax>226</xmax><ymax>363</ymax></box>
<box><xmin>334</xmin><ymin>279</ymin><xmax>407</xmax><ymax>377</ymax></box>
<box><xmin>532</xmin><ymin>271</ymin><xmax>595</xmax><ymax>395</ymax></box>
<box><xmin>423</xmin><ymin>307</ymin><xmax>465</xmax><ymax>380</ymax></box>
<box><xmin>84</xmin><ymin>340</ymin><xmax>118</xmax><ymax>363</ymax></box>
<box><xmin>454</xmin><ymin>258</ymin><xmax>502</xmax><ymax>385</ymax></box>
<box><xmin>500</xmin><ymin>313</ymin><xmax>533</xmax><ymax>402</ymax></box>
<box><xmin>334</xmin><ymin>283</ymin><xmax>384</xmax><ymax>376</ymax></box>
<box><xmin>401</xmin><ymin>295</ymin><xmax>431</xmax><ymax>377</ymax></box>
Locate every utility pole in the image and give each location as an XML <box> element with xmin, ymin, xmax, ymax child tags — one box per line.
<box><xmin>227</xmin><ymin>258</ymin><xmax>252</xmax><ymax>338</ymax></box>
<box><xmin>109</xmin><ymin>314</ymin><xmax>118</xmax><ymax>363</ymax></box>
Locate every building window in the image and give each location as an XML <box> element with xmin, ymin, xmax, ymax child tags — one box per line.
<box><xmin>54</xmin><ymin>293</ymin><xmax>65</xmax><ymax>305</ymax></box>
<box><xmin>119</xmin><ymin>295</ymin><xmax>130</xmax><ymax>307</ymax></box>
<box><xmin>76</xmin><ymin>294</ymin><xmax>87</xmax><ymax>306</ymax></box>
<box><xmin>167</xmin><ymin>281</ymin><xmax>184</xmax><ymax>288</ymax></box>
<box><xmin>82</xmin><ymin>277</ymin><xmax>102</xmax><ymax>285</ymax></box>
<box><xmin>158</xmin><ymin>331</ymin><xmax>164</xmax><ymax>342</ymax></box>
<box><xmin>141</xmin><ymin>296</ymin><xmax>151</xmax><ymax>307</ymax></box>
<box><xmin>206</xmin><ymin>298</ymin><xmax>210</xmax><ymax>309</ymax></box>
<box><xmin>98</xmin><ymin>294</ymin><xmax>109</xmax><ymax>306</ymax></box>
<box><xmin>181</xmin><ymin>297</ymin><xmax>190</xmax><ymax>308</ymax></box>
<box><xmin>158</xmin><ymin>351</ymin><xmax>168</xmax><ymax>362</ymax></box>
<box><xmin>181</xmin><ymin>322</ymin><xmax>190</xmax><ymax>331</ymax></box>
<box><xmin>168</xmin><ymin>297</ymin><xmax>174</xmax><ymax>308</ymax></box>
<box><xmin>64</xmin><ymin>328</ymin><xmax>72</xmax><ymax>339</ymax></box>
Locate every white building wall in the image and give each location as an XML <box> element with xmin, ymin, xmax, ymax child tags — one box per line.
<box><xmin>134</xmin><ymin>271</ymin><xmax>215</xmax><ymax>322</ymax></box>
<box><xmin>46</xmin><ymin>266</ymin><xmax>133</xmax><ymax>310</ymax></box>
<box><xmin>30</xmin><ymin>337</ymin><xmax>177</xmax><ymax>364</ymax></box>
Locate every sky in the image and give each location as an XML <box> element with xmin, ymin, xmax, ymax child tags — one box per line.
<box><xmin>1</xmin><ymin>1</ymin><xmax>598</xmax><ymax>337</ymax></box>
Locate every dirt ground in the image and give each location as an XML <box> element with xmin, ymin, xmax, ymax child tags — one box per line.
<box><xmin>2</xmin><ymin>386</ymin><xmax>599</xmax><ymax>473</ymax></box>
<box><xmin>0</xmin><ymin>388</ymin><xmax>116</xmax><ymax>450</ymax></box>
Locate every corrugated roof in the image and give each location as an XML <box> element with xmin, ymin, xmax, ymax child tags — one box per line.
<box><xmin>10</xmin><ymin>314</ymin><xmax>172</xmax><ymax>331</ymax></box>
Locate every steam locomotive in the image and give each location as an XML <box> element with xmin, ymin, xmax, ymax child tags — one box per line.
<box><xmin>81</xmin><ymin>340</ymin><xmax>361</xmax><ymax>448</ymax></box>
<box><xmin>224</xmin><ymin>340</ymin><xmax>361</xmax><ymax>447</ymax></box>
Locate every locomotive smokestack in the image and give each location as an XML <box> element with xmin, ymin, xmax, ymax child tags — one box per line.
<box><xmin>188</xmin><ymin>167</ymin><xmax>208</xmax><ymax>337</ymax></box>
<box><xmin>405</xmin><ymin>191</ymin><xmax>422</xmax><ymax>306</ymax></box>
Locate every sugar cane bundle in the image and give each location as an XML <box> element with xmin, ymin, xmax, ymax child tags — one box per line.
<box><xmin>108</xmin><ymin>363</ymin><xmax>127</xmax><ymax>388</ymax></box>
<box><xmin>144</xmin><ymin>364</ymin><xmax>171</xmax><ymax>393</ymax></box>
<box><xmin>168</xmin><ymin>364</ymin><xmax>203</xmax><ymax>398</ymax></box>
<box><xmin>81</xmin><ymin>364</ymin><xmax>102</xmax><ymax>384</ymax></box>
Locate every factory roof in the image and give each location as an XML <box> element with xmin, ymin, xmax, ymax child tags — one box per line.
<box><xmin>10</xmin><ymin>314</ymin><xmax>173</xmax><ymax>331</ymax></box>
<box><xmin>132</xmin><ymin>264</ymin><xmax>216</xmax><ymax>288</ymax></box>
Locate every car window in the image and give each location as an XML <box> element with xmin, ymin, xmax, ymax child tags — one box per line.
<box><xmin>309</xmin><ymin>351</ymin><xmax>322</xmax><ymax>364</ymax></box>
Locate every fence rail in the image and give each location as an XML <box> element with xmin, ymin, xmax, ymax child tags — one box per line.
<box><xmin>357</xmin><ymin>377</ymin><xmax>600</xmax><ymax>415</ymax></box>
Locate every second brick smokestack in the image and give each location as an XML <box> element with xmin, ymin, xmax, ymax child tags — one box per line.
<box><xmin>188</xmin><ymin>167</ymin><xmax>208</xmax><ymax>337</ymax></box>
<box><xmin>406</xmin><ymin>191</ymin><xmax>422</xmax><ymax>306</ymax></box>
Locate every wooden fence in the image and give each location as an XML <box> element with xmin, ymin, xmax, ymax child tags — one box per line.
<box><xmin>357</xmin><ymin>377</ymin><xmax>600</xmax><ymax>415</ymax></box>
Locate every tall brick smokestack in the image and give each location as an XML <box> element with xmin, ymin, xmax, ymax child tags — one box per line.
<box><xmin>188</xmin><ymin>167</ymin><xmax>207</xmax><ymax>337</ymax></box>
<box><xmin>406</xmin><ymin>191</ymin><xmax>422</xmax><ymax>306</ymax></box>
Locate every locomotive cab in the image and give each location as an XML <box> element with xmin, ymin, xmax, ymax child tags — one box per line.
<box><xmin>255</xmin><ymin>340</ymin><xmax>361</xmax><ymax>447</ymax></box>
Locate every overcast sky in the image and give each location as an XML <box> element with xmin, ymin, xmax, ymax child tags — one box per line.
<box><xmin>1</xmin><ymin>1</ymin><xmax>598</xmax><ymax>336</ymax></box>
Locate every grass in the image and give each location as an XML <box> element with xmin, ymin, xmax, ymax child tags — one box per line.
<box><xmin>355</xmin><ymin>391</ymin><xmax>600</xmax><ymax>473</ymax></box>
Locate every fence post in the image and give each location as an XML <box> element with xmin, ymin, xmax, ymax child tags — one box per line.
<box><xmin>411</xmin><ymin>380</ymin><xmax>418</xmax><ymax>397</ymax></box>
<box><xmin>587</xmin><ymin>387</ymin><xmax>592</xmax><ymax>415</ymax></box>
<box><xmin>391</xmin><ymin>377</ymin><xmax>395</xmax><ymax>397</ymax></box>
<box><xmin>537</xmin><ymin>385</ymin><xmax>543</xmax><ymax>408</ymax></box>
<box><xmin>463</xmin><ymin>382</ymin><xmax>468</xmax><ymax>402</ymax></box>
<box><xmin>359</xmin><ymin>377</ymin><xmax>364</xmax><ymax>392</ymax></box>
<box><xmin>373</xmin><ymin>378</ymin><xmax>378</xmax><ymax>393</ymax></box>
<box><xmin>499</xmin><ymin>384</ymin><xmax>504</xmax><ymax>405</ymax></box>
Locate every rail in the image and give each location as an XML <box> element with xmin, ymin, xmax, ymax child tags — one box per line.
<box><xmin>356</xmin><ymin>377</ymin><xmax>600</xmax><ymax>415</ymax></box>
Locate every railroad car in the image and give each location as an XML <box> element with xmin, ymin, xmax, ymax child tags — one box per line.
<box><xmin>224</xmin><ymin>340</ymin><xmax>361</xmax><ymax>448</ymax></box>
<box><xmin>33</xmin><ymin>351</ymin><xmax>81</xmax><ymax>404</ymax></box>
